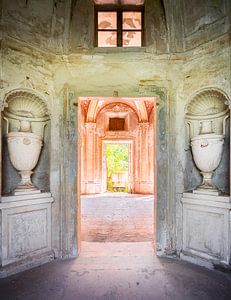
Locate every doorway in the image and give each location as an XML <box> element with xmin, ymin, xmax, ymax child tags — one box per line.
<box><xmin>102</xmin><ymin>141</ymin><xmax>132</xmax><ymax>193</ymax></box>
<box><xmin>78</xmin><ymin>97</ymin><xmax>156</xmax><ymax>251</ymax></box>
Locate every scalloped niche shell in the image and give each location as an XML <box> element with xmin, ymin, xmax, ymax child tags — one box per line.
<box><xmin>4</xmin><ymin>91</ymin><xmax>49</xmax><ymax>119</ymax></box>
<box><xmin>186</xmin><ymin>90</ymin><xmax>229</xmax><ymax>118</ymax></box>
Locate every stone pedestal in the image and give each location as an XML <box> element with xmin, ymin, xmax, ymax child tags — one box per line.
<box><xmin>181</xmin><ymin>192</ymin><xmax>231</xmax><ymax>268</ymax></box>
<box><xmin>0</xmin><ymin>193</ymin><xmax>54</xmax><ymax>278</ymax></box>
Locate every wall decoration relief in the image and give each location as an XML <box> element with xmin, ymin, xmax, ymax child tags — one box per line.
<box><xmin>0</xmin><ymin>89</ymin><xmax>53</xmax><ymax>277</ymax></box>
<box><xmin>182</xmin><ymin>88</ymin><xmax>231</xmax><ymax>268</ymax></box>
<box><xmin>2</xmin><ymin>90</ymin><xmax>50</xmax><ymax>195</ymax></box>
<box><xmin>185</xmin><ymin>89</ymin><xmax>230</xmax><ymax>195</ymax></box>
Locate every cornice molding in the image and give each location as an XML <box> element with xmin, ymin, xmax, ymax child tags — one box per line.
<box><xmin>1</xmin><ymin>33</ymin><xmax>230</xmax><ymax>64</ymax></box>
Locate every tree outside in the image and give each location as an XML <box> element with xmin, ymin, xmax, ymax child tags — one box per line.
<box><xmin>106</xmin><ymin>144</ymin><xmax>129</xmax><ymax>192</ymax></box>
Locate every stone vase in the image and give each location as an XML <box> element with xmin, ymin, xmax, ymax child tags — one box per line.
<box><xmin>7</xmin><ymin>131</ymin><xmax>43</xmax><ymax>194</ymax></box>
<box><xmin>191</xmin><ymin>121</ymin><xmax>224</xmax><ymax>195</ymax></box>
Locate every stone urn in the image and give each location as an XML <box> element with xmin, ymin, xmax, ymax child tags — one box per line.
<box><xmin>6</xmin><ymin>121</ymin><xmax>43</xmax><ymax>194</ymax></box>
<box><xmin>191</xmin><ymin>121</ymin><xmax>224</xmax><ymax>195</ymax></box>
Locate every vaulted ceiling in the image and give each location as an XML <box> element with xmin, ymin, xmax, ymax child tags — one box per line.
<box><xmin>1</xmin><ymin>0</ymin><xmax>229</xmax><ymax>54</ymax></box>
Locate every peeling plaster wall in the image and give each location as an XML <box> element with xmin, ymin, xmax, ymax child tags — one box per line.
<box><xmin>51</xmin><ymin>52</ymin><xmax>178</xmax><ymax>254</ymax></box>
<box><xmin>1</xmin><ymin>0</ymin><xmax>68</xmax><ymax>53</ymax></box>
<box><xmin>182</xmin><ymin>0</ymin><xmax>230</xmax><ymax>50</ymax></box>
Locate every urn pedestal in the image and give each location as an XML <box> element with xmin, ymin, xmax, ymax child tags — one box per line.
<box><xmin>181</xmin><ymin>193</ymin><xmax>231</xmax><ymax>268</ymax></box>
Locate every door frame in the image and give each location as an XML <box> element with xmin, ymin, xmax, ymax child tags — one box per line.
<box><xmin>77</xmin><ymin>96</ymin><xmax>157</xmax><ymax>254</ymax></box>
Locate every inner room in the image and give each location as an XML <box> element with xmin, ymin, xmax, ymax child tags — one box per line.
<box><xmin>79</xmin><ymin>97</ymin><xmax>156</xmax><ymax>245</ymax></box>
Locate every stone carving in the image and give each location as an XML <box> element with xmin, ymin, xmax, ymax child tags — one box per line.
<box><xmin>3</xmin><ymin>90</ymin><xmax>50</xmax><ymax>194</ymax></box>
<box><xmin>191</xmin><ymin>121</ymin><xmax>224</xmax><ymax>195</ymax></box>
<box><xmin>185</xmin><ymin>89</ymin><xmax>230</xmax><ymax>195</ymax></box>
<box><xmin>4</xmin><ymin>91</ymin><xmax>49</xmax><ymax>119</ymax></box>
<box><xmin>0</xmin><ymin>194</ymin><xmax>53</xmax><ymax>267</ymax></box>
<box><xmin>9</xmin><ymin>208</ymin><xmax>47</xmax><ymax>258</ymax></box>
<box><xmin>7</xmin><ymin>122</ymin><xmax>43</xmax><ymax>194</ymax></box>
<box><xmin>186</xmin><ymin>89</ymin><xmax>229</xmax><ymax>137</ymax></box>
<box><xmin>106</xmin><ymin>104</ymin><xmax>132</xmax><ymax>112</ymax></box>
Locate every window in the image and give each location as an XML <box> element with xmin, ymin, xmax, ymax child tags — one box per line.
<box><xmin>109</xmin><ymin>118</ymin><xmax>125</xmax><ymax>130</ymax></box>
<box><xmin>95</xmin><ymin>4</ymin><xmax>144</xmax><ymax>47</ymax></box>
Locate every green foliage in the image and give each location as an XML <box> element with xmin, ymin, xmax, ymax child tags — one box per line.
<box><xmin>106</xmin><ymin>144</ymin><xmax>129</xmax><ymax>178</ymax></box>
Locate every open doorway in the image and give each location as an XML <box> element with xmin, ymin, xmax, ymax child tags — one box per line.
<box><xmin>102</xmin><ymin>141</ymin><xmax>132</xmax><ymax>193</ymax></box>
<box><xmin>78</xmin><ymin>97</ymin><xmax>156</xmax><ymax>250</ymax></box>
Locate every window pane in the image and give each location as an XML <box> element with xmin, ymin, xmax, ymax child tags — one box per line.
<box><xmin>98</xmin><ymin>12</ymin><xmax>117</xmax><ymax>30</ymax></box>
<box><xmin>98</xmin><ymin>31</ymin><xmax>117</xmax><ymax>47</ymax></box>
<box><xmin>121</xmin><ymin>0</ymin><xmax>144</xmax><ymax>4</ymax></box>
<box><xmin>94</xmin><ymin>0</ymin><xmax>144</xmax><ymax>4</ymax></box>
<box><xmin>123</xmin><ymin>31</ymin><xmax>141</xmax><ymax>47</ymax></box>
<box><xmin>94</xmin><ymin>0</ymin><xmax>118</xmax><ymax>4</ymax></box>
<box><xmin>123</xmin><ymin>12</ymin><xmax>142</xmax><ymax>30</ymax></box>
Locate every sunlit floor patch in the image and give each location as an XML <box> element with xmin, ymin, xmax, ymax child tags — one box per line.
<box><xmin>81</xmin><ymin>194</ymin><xmax>154</xmax><ymax>242</ymax></box>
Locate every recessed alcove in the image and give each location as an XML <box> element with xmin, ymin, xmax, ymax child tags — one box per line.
<box><xmin>0</xmin><ymin>89</ymin><xmax>54</xmax><ymax>272</ymax></box>
<box><xmin>1</xmin><ymin>89</ymin><xmax>51</xmax><ymax>194</ymax></box>
<box><xmin>182</xmin><ymin>88</ymin><xmax>231</xmax><ymax>267</ymax></box>
<box><xmin>184</xmin><ymin>88</ymin><xmax>230</xmax><ymax>194</ymax></box>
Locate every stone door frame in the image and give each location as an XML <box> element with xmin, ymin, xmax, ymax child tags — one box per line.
<box><xmin>74</xmin><ymin>92</ymin><xmax>170</xmax><ymax>255</ymax></box>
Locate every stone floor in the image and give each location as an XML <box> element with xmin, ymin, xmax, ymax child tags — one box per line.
<box><xmin>81</xmin><ymin>193</ymin><xmax>154</xmax><ymax>242</ymax></box>
<box><xmin>0</xmin><ymin>242</ymin><xmax>231</xmax><ymax>300</ymax></box>
<box><xmin>0</xmin><ymin>193</ymin><xmax>231</xmax><ymax>300</ymax></box>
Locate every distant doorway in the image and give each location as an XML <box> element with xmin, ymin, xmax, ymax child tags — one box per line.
<box><xmin>102</xmin><ymin>141</ymin><xmax>133</xmax><ymax>193</ymax></box>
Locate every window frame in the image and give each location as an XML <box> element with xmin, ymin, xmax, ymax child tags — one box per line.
<box><xmin>95</xmin><ymin>4</ymin><xmax>145</xmax><ymax>47</ymax></box>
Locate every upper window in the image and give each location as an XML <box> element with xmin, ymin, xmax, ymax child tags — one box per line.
<box><xmin>109</xmin><ymin>118</ymin><xmax>125</xmax><ymax>130</ymax></box>
<box><xmin>95</xmin><ymin>1</ymin><xmax>144</xmax><ymax>47</ymax></box>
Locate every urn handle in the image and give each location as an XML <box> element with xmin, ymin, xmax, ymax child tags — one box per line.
<box><xmin>3</xmin><ymin>116</ymin><xmax>9</xmax><ymax>134</ymax></box>
<box><xmin>201</xmin><ymin>140</ymin><xmax>208</xmax><ymax>148</ymax></box>
<box><xmin>223</xmin><ymin>115</ymin><xmax>229</xmax><ymax>136</ymax></box>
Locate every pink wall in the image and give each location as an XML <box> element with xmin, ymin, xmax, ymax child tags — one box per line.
<box><xmin>79</xmin><ymin>98</ymin><xmax>155</xmax><ymax>194</ymax></box>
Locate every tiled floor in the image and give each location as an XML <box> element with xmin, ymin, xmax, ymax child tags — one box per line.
<box><xmin>81</xmin><ymin>193</ymin><xmax>154</xmax><ymax>242</ymax></box>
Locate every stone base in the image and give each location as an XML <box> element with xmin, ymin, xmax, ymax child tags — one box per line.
<box><xmin>180</xmin><ymin>251</ymin><xmax>214</xmax><ymax>269</ymax></box>
<box><xmin>134</xmin><ymin>181</ymin><xmax>154</xmax><ymax>194</ymax></box>
<box><xmin>0</xmin><ymin>251</ymin><xmax>54</xmax><ymax>278</ymax></box>
<box><xmin>84</xmin><ymin>182</ymin><xmax>101</xmax><ymax>194</ymax></box>
<box><xmin>193</xmin><ymin>188</ymin><xmax>220</xmax><ymax>196</ymax></box>
<box><xmin>14</xmin><ymin>189</ymin><xmax>41</xmax><ymax>196</ymax></box>
<box><xmin>181</xmin><ymin>192</ymin><xmax>231</xmax><ymax>267</ymax></box>
<box><xmin>0</xmin><ymin>193</ymin><xmax>54</xmax><ymax>275</ymax></box>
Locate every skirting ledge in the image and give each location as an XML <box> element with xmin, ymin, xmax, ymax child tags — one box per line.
<box><xmin>180</xmin><ymin>251</ymin><xmax>214</xmax><ymax>269</ymax></box>
<box><xmin>180</xmin><ymin>251</ymin><xmax>231</xmax><ymax>272</ymax></box>
<box><xmin>0</xmin><ymin>251</ymin><xmax>54</xmax><ymax>278</ymax></box>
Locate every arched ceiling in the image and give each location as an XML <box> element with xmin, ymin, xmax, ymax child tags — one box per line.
<box><xmin>80</xmin><ymin>97</ymin><xmax>154</xmax><ymax>123</ymax></box>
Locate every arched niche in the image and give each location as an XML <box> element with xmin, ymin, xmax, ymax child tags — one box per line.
<box><xmin>1</xmin><ymin>89</ymin><xmax>51</xmax><ymax>194</ymax></box>
<box><xmin>184</xmin><ymin>88</ymin><xmax>230</xmax><ymax>194</ymax></box>
<box><xmin>96</xmin><ymin>101</ymin><xmax>140</xmax><ymax>132</ymax></box>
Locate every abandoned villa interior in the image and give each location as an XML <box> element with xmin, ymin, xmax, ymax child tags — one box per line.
<box><xmin>0</xmin><ymin>0</ymin><xmax>231</xmax><ymax>299</ymax></box>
